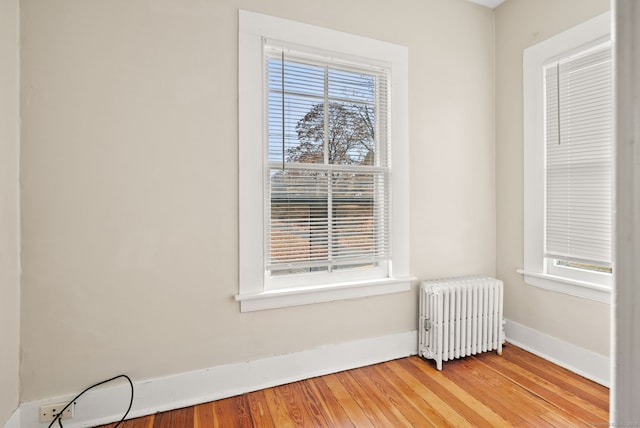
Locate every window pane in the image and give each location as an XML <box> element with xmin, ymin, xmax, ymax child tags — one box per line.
<box><xmin>268</xmin><ymin>93</ymin><xmax>324</xmax><ymax>163</ymax></box>
<box><xmin>328</xmin><ymin>69</ymin><xmax>375</xmax><ymax>103</ymax></box>
<box><xmin>269</xmin><ymin>168</ymin><xmax>329</xmax><ymax>274</ymax></box>
<box><xmin>331</xmin><ymin>171</ymin><xmax>389</xmax><ymax>262</ymax></box>
<box><xmin>268</xmin><ymin>57</ymin><xmax>381</xmax><ymax>167</ymax></box>
<box><xmin>327</xmin><ymin>102</ymin><xmax>375</xmax><ymax>165</ymax></box>
<box><xmin>267</xmin><ymin>58</ymin><xmax>324</xmax><ymax>96</ymax></box>
<box><xmin>267</xmin><ymin>58</ymin><xmax>325</xmax><ymax>164</ymax></box>
<box><xmin>328</xmin><ymin>70</ymin><xmax>377</xmax><ymax>166</ymax></box>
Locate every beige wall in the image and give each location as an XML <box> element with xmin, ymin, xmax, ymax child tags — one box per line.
<box><xmin>0</xmin><ymin>0</ymin><xmax>21</xmax><ymax>423</ymax></box>
<box><xmin>495</xmin><ymin>0</ymin><xmax>611</xmax><ymax>356</ymax></box>
<box><xmin>19</xmin><ymin>0</ymin><xmax>495</xmax><ymax>401</ymax></box>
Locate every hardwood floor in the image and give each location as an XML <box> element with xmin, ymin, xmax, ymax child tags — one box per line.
<box><xmin>98</xmin><ymin>344</ymin><xmax>609</xmax><ymax>427</ymax></box>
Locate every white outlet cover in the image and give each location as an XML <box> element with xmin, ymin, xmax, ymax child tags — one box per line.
<box><xmin>40</xmin><ymin>403</ymin><xmax>74</xmax><ymax>423</ymax></box>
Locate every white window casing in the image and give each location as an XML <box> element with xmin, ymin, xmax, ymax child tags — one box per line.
<box><xmin>521</xmin><ymin>12</ymin><xmax>612</xmax><ymax>304</ymax></box>
<box><xmin>237</xmin><ymin>10</ymin><xmax>413</xmax><ymax>312</ymax></box>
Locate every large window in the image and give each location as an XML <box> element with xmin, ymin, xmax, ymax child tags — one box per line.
<box><xmin>544</xmin><ymin>42</ymin><xmax>613</xmax><ymax>275</ymax></box>
<box><xmin>265</xmin><ymin>46</ymin><xmax>390</xmax><ymax>287</ymax></box>
<box><xmin>522</xmin><ymin>12</ymin><xmax>612</xmax><ymax>303</ymax></box>
<box><xmin>237</xmin><ymin>10</ymin><xmax>412</xmax><ymax>311</ymax></box>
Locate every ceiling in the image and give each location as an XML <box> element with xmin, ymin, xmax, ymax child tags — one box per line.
<box><xmin>467</xmin><ymin>0</ymin><xmax>506</xmax><ymax>9</ymax></box>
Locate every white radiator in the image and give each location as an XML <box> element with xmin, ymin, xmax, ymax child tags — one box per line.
<box><xmin>419</xmin><ymin>276</ymin><xmax>505</xmax><ymax>370</ymax></box>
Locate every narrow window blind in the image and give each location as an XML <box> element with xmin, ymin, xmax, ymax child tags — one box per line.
<box><xmin>264</xmin><ymin>43</ymin><xmax>391</xmax><ymax>276</ymax></box>
<box><xmin>544</xmin><ymin>42</ymin><xmax>613</xmax><ymax>268</ymax></box>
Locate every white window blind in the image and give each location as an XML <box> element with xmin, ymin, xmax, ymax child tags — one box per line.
<box><xmin>264</xmin><ymin>44</ymin><xmax>391</xmax><ymax>276</ymax></box>
<box><xmin>544</xmin><ymin>42</ymin><xmax>613</xmax><ymax>268</ymax></box>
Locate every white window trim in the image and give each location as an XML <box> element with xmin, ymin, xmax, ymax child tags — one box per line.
<box><xmin>521</xmin><ymin>12</ymin><xmax>612</xmax><ymax>304</ymax></box>
<box><xmin>237</xmin><ymin>10</ymin><xmax>414</xmax><ymax>312</ymax></box>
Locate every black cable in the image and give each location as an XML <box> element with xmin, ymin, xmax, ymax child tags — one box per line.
<box><xmin>48</xmin><ymin>374</ymin><xmax>134</xmax><ymax>428</ymax></box>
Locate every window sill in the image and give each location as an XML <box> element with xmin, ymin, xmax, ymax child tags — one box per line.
<box><xmin>235</xmin><ymin>276</ymin><xmax>416</xmax><ymax>312</ymax></box>
<box><xmin>517</xmin><ymin>269</ymin><xmax>611</xmax><ymax>304</ymax></box>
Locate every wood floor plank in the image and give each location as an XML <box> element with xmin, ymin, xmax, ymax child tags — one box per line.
<box><xmin>478</xmin><ymin>351</ymin><xmax>609</xmax><ymax>424</ymax></box>
<box><xmin>385</xmin><ymin>359</ymin><xmax>468</xmax><ymax>427</ymax></box>
<box><xmin>134</xmin><ymin>417</ymin><xmax>155</xmax><ymax>428</ymax></box>
<box><xmin>268</xmin><ymin>382</ymin><xmax>313</xmax><ymax>427</ymax></box>
<box><xmin>262</xmin><ymin>386</ymin><xmax>298</xmax><ymax>427</ymax></box>
<box><xmin>321</xmin><ymin>373</ymin><xmax>376</xmax><ymax>428</ymax></box>
<box><xmin>460</xmin><ymin>353</ymin><xmax>590</xmax><ymax>427</ymax></box>
<box><xmin>347</xmin><ymin>367</ymin><xmax>416</xmax><ymax>427</ymax></box>
<box><xmin>435</xmin><ymin>356</ymin><xmax>545</xmax><ymax>425</ymax></box>
<box><xmin>539</xmin><ymin>410</ymin><xmax>593</xmax><ymax>428</ymax></box>
<box><xmin>514</xmin><ymin>415</ymin><xmax>556</xmax><ymax>428</ymax></box>
<box><xmin>401</xmin><ymin>356</ymin><xmax>511</xmax><ymax>427</ymax></box>
<box><xmin>193</xmin><ymin>402</ymin><xmax>215</xmax><ymax>428</ymax></box>
<box><xmin>288</xmin><ymin>380</ymin><xmax>332</xmax><ymax>426</ymax></box>
<box><xmin>246</xmin><ymin>390</ymin><xmax>276</xmax><ymax>428</ymax></box>
<box><xmin>356</xmin><ymin>363</ymin><xmax>436</xmax><ymax>427</ymax></box>
<box><xmin>100</xmin><ymin>415</ymin><xmax>155</xmax><ymax>428</ymax></box>
<box><xmin>152</xmin><ymin>406</ymin><xmax>193</xmax><ymax>428</ymax></box>
<box><xmin>212</xmin><ymin>395</ymin><xmax>252</xmax><ymax>428</ymax></box>
<box><xmin>307</xmin><ymin>376</ymin><xmax>356</xmax><ymax>427</ymax></box>
<box><xmin>378</xmin><ymin>361</ymin><xmax>456</xmax><ymax>427</ymax></box>
<box><xmin>502</xmin><ymin>345</ymin><xmax>609</xmax><ymax>410</ymax></box>
<box><xmin>95</xmin><ymin>343</ymin><xmax>609</xmax><ymax>428</ymax></box>
<box><xmin>334</xmin><ymin>370</ymin><xmax>399</xmax><ymax>427</ymax></box>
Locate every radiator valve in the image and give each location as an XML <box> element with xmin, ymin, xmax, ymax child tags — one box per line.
<box><xmin>424</xmin><ymin>318</ymin><xmax>432</xmax><ymax>331</ymax></box>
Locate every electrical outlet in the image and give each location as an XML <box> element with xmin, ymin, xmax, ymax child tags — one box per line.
<box><xmin>40</xmin><ymin>402</ymin><xmax>74</xmax><ymax>423</ymax></box>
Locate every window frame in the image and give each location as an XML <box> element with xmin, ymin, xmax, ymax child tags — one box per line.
<box><xmin>521</xmin><ymin>12</ymin><xmax>612</xmax><ymax>304</ymax></box>
<box><xmin>237</xmin><ymin>10</ymin><xmax>413</xmax><ymax>312</ymax></box>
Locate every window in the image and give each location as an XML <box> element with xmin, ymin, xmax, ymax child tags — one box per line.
<box><xmin>237</xmin><ymin>10</ymin><xmax>412</xmax><ymax>311</ymax></box>
<box><xmin>521</xmin><ymin>12</ymin><xmax>612</xmax><ymax>303</ymax></box>
<box><xmin>265</xmin><ymin>45</ymin><xmax>390</xmax><ymax>286</ymax></box>
<box><xmin>544</xmin><ymin>43</ymin><xmax>613</xmax><ymax>275</ymax></box>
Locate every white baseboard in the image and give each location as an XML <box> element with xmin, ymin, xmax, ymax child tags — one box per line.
<box><xmin>2</xmin><ymin>408</ymin><xmax>20</xmax><ymax>428</ymax></box>
<box><xmin>505</xmin><ymin>319</ymin><xmax>610</xmax><ymax>387</ymax></box>
<box><xmin>19</xmin><ymin>330</ymin><xmax>418</xmax><ymax>427</ymax></box>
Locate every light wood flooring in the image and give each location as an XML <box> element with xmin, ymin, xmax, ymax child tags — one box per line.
<box><xmin>98</xmin><ymin>343</ymin><xmax>609</xmax><ymax>427</ymax></box>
